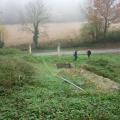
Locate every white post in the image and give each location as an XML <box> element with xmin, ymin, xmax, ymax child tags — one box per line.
<box><xmin>0</xmin><ymin>31</ymin><xmax>1</xmax><ymax>42</ymax></box>
<box><xmin>2</xmin><ymin>32</ymin><xmax>4</xmax><ymax>42</ymax></box>
<box><xmin>57</xmin><ymin>43</ymin><xmax>61</xmax><ymax>56</ymax></box>
<box><xmin>29</xmin><ymin>44</ymin><xmax>32</xmax><ymax>54</ymax></box>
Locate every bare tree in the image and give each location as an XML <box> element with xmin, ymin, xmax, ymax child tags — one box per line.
<box><xmin>80</xmin><ymin>0</ymin><xmax>120</xmax><ymax>42</ymax></box>
<box><xmin>22</xmin><ymin>0</ymin><xmax>48</xmax><ymax>48</ymax></box>
<box><xmin>81</xmin><ymin>1</ymin><xmax>104</xmax><ymax>41</ymax></box>
<box><xmin>88</xmin><ymin>7</ymin><xmax>104</xmax><ymax>41</ymax></box>
<box><xmin>92</xmin><ymin>0</ymin><xmax>120</xmax><ymax>38</ymax></box>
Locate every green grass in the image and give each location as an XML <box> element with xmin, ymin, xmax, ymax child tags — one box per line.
<box><xmin>0</xmin><ymin>58</ymin><xmax>35</xmax><ymax>88</ymax></box>
<box><xmin>0</xmin><ymin>50</ymin><xmax>120</xmax><ymax>120</ymax></box>
<box><xmin>83</xmin><ymin>54</ymin><xmax>120</xmax><ymax>83</ymax></box>
<box><xmin>0</xmin><ymin>48</ymin><xmax>23</xmax><ymax>55</ymax></box>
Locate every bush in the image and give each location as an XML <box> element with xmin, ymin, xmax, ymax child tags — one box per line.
<box><xmin>0</xmin><ymin>48</ymin><xmax>23</xmax><ymax>55</ymax></box>
<box><xmin>23</xmin><ymin>55</ymin><xmax>40</xmax><ymax>63</ymax></box>
<box><xmin>0</xmin><ymin>41</ymin><xmax>4</xmax><ymax>48</ymax></box>
<box><xmin>106</xmin><ymin>30</ymin><xmax>120</xmax><ymax>43</ymax></box>
<box><xmin>84</xmin><ymin>58</ymin><xmax>120</xmax><ymax>83</ymax></box>
<box><xmin>88</xmin><ymin>59</ymin><xmax>109</xmax><ymax>67</ymax></box>
<box><xmin>0</xmin><ymin>58</ymin><xmax>35</xmax><ymax>88</ymax></box>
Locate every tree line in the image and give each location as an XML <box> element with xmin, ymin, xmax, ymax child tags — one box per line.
<box><xmin>81</xmin><ymin>0</ymin><xmax>120</xmax><ymax>43</ymax></box>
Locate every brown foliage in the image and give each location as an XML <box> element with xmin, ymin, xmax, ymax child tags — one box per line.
<box><xmin>91</xmin><ymin>0</ymin><xmax>120</xmax><ymax>38</ymax></box>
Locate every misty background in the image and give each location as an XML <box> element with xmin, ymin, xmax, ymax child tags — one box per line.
<box><xmin>0</xmin><ymin>0</ymin><xmax>87</xmax><ymax>24</ymax></box>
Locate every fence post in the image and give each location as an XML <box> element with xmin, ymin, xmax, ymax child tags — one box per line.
<box><xmin>0</xmin><ymin>31</ymin><xmax>2</xmax><ymax>42</ymax></box>
<box><xmin>29</xmin><ymin>44</ymin><xmax>32</xmax><ymax>54</ymax></box>
<box><xmin>57</xmin><ymin>42</ymin><xmax>61</xmax><ymax>56</ymax></box>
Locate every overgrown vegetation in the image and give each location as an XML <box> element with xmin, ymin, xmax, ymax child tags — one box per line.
<box><xmin>39</xmin><ymin>37</ymin><xmax>81</xmax><ymax>49</ymax></box>
<box><xmin>0</xmin><ymin>26</ymin><xmax>6</xmax><ymax>48</ymax></box>
<box><xmin>0</xmin><ymin>48</ymin><xmax>23</xmax><ymax>55</ymax></box>
<box><xmin>79</xmin><ymin>0</ymin><xmax>120</xmax><ymax>46</ymax></box>
<box><xmin>37</xmin><ymin>27</ymin><xmax>120</xmax><ymax>49</ymax></box>
<box><xmin>106</xmin><ymin>30</ymin><xmax>120</xmax><ymax>43</ymax></box>
<box><xmin>84</xmin><ymin>58</ymin><xmax>120</xmax><ymax>83</ymax></box>
<box><xmin>0</xmin><ymin>48</ymin><xmax>35</xmax><ymax>89</ymax></box>
<box><xmin>0</xmin><ymin>49</ymin><xmax>120</xmax><ymax>119</ymax></box>
<box><xmin>80</xmin><ymin>25</ymin><xmax>120</xmax><ymax>47</ymax></box>
<box><xmin>0</xmin><ymin>58</ymin><xmax>35</xmax><ymax>88</ymax></box>
<box><xmin>0</xmin><ymin>41</ymin><xmax>4</xmax><ymax>48</ymax></box>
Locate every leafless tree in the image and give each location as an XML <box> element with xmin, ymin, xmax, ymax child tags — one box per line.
<box><xmin>22</xmin><ymin>0</ymin><xmax>48</xmax><ymax>48</ymax></box>
<box><xmin>91</xmin><ymin>0</ymin><xmax>120</xmax><ymax>38</ymax></box>
<box><xmin>80</xmin><ymin>1</ymin><xmax>104</xmax><ymax>41</ymax></box>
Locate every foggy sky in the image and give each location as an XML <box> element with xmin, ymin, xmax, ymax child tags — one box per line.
<box><xmin>0</xmin><ymin>0</ymin><xmax>87</xmax><ymax>24</ymax></box>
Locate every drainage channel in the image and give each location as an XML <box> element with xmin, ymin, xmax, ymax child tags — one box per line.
<box><xmin>42</xmin><ymin>58</ymin><xmax>86</xmax><ymax>93</ymax></box>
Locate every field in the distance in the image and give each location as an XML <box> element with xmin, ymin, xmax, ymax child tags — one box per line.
<box><xmin>4</xmin><ymin>22</ymin><xmax>120</xmax><ymax>48</ymax></box>
<box><xmin>4</xmin><ymin>22</ymin><xmax>83</xmax><ymax>47</ymax></box>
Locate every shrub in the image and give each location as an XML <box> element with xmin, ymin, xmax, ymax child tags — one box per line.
<box><xmin>106</xmin><ymin>30</ymin><xmax>120</xmax><ymax>43</ymax></box>
<box><xmin>0</xmin><ymin>48</ymin><xmax>23</xmax><ymax>55</ymax></box>
<box><xmin>0</xmin><ymin>41</ymin><xmax>4</xmax><ymax>48</ymax></box>
<box><xmin>23</xmin><ymin>55</ymin><xmax>40</xmax><ymax>63</ymax></box>
<box><xmin>0</xmin><ymin>58</ymin><xmax>35</xmax><ymax>88</ymax></box>
<box><xmin>88</xmin><ymin>59</ymin><xmax>109</xmax><ymax>67</ymax></box>
<box><xmin>84</xmin><ymin>58</ymin><xmax>120</xmax><ymax>83</ymax></box>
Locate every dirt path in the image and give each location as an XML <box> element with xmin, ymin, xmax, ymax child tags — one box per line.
<box><xmin>80</xmin><ymin>69</ymin><xmax>120</xmax><ymax>92</ymax></box>
<box><xmin>63</xmin><ymin>68</ymin><xmax>120</xmax><ymax>92</ymax></box>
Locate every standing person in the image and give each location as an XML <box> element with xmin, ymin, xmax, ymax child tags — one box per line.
<box><xmin>87</xmin><ymin>50</ymin><xmax>92</xmax><ymax>58</ymax></box>
<box><xmin>74</xmin><ymin>50</ymin><xmax>78</xmax><ymax>61</ymax></box>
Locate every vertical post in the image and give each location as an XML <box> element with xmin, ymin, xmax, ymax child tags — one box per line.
<box><xmin>0</xmin><ymin>31</ymin><xmax>4</xmax><ymax>48</ymax></box>
<box><xmin>29</xmin><ymin>44</ymin><xmax>32</xmax><ymax>54</ymax></box>
<box><xmin>57</xmin><ymin>42</ymin><xmax>61</xmax><ymax>56</ymax></box>
<box><xmin>0</xmin><ymin>31</ymin><xmax>1</xmax><ymax>42</ymax></box>
<box><xmin>2</xmin><ymin>31</ymin><xmax>4</xmax><ymax>43</ymax></box>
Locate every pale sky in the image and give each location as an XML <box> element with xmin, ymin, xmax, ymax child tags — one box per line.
<box><xmin>0</xmin><ymin>0</ymin><xmax>87</xmax><ymax>23</ymax></box>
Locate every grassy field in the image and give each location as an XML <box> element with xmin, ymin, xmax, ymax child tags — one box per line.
<box><xmin>5</xmin><ymin>22</ymin><xmax>82</xmax><ymax>47</ymax></box>
<box><xmin>4</xmin><ymin>22</ymin><xmax>120</xmax><ymax>48</ymax></box>
<box><xmin>0</xmin><ymin>49</ymin><xmax>120</xmax><ymax>120</ymax></box>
